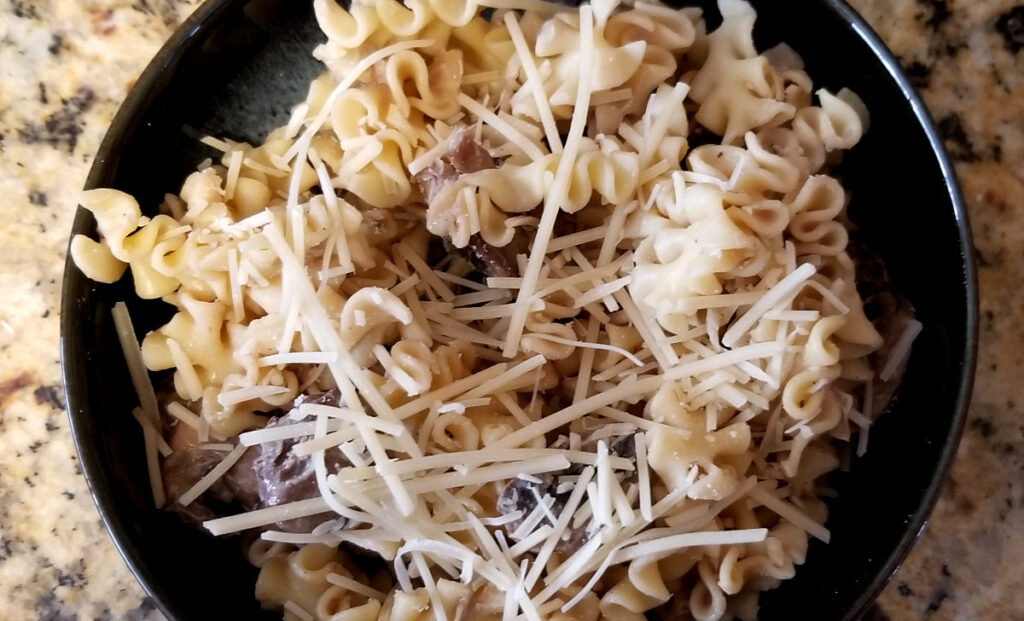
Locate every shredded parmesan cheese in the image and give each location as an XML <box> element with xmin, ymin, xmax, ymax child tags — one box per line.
<box><xmin>503</xmin><ymin>5</ymin><xmax>596</xmax><ymax>358</ymax></box>
<box><xmin>112</xmin><ymin>304</ymin><xmax>165</xmax><ymax>507</ymax></box>
<box><xmin>749</xmin><ymin>485</ymin><xmax>831</xmax><ymax>543</ymax></box>
<box><xmin>879</xmin><ymin>319</ymin><xmax>923</xmax><ymax>381</ymax></box>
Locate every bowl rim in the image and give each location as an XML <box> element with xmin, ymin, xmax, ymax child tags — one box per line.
<box><xmin>59</xmin><ymin>0</ymin><xmax>245</xmax><ymax>616</ymax></box>
<box><xmin>823</xmin><ymin>1</ymin><xmax>978</xmax><ymax>618</ymax></box>
<box><xmin>60</xmin><ymin>0</ymin><xmax>979</xmax><ymax>619</ymax></box>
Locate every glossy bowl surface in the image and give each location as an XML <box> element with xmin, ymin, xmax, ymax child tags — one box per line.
<box><xmin>61</xmin><ymin>1</ymin><xmax>977</xmax><ymax>619</ymax></box>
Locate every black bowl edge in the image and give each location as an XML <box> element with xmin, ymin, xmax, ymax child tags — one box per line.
<box><xmin>60</xmin><ymin>0</ymin><xmax>239</xmax><ymax>618</ymax></box>
<box><xmin>825</xmin><ymin>2</ymin><xmax>978</xmax><ymax>619</ymax></box>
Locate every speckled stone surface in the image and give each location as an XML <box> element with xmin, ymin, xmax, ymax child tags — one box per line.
<box><xmin>0</xmin><ymin>0</ymin><xmax>1019</xmax><ymax>619</ymax></box>
<box><xmin>0</xmin><ymin>3</ymin><xmax>201</xmax><ymax>619</ymax></box>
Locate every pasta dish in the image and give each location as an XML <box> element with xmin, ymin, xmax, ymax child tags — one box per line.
<box><xmin>70</xmin><ymin>0</ymin><xmax>920</xmax><ymax>618</ymax></box>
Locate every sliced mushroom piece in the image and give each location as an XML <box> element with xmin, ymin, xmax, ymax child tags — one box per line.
<box><xmin>413</xmin><ymin>127</ymin><xmax>496</xmax><ymax>203</ymax></box>
<box><xmin>252</xmin><ymin>416</ymin><xmax>349</xmax><ymax>533</ymax></box>
<box><xmin>160</xmin><ymin>441</ymin><xmax>261</xmax><ymax>526</ymax></box>
<box><xmin>496</xmin><ymin>474</ymin><xmax>591</xmax><ymax>555</ymax></box>
<box><xmin>447</xmin><ymin>127</ymin><xmax>495</xmax><ymax>174</ymax></box>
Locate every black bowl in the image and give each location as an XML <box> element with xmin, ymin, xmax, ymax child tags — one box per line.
<box><xmin>61</xmin><ymin>1</ymin><xmax>977</xmax><ymax>619</ymax></box>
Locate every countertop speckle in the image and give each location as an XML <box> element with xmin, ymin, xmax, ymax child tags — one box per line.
<box><xmin>0</xmin><ymin>2</ymin><xmax>200</xmax><ymax>618</ymax></box>
<box><xmin>0</xmin><ymin>0</ymin><xmax>1020</xmax><ymax>619</ymax></box>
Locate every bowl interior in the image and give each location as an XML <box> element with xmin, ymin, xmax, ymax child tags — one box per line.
<box><xmin>61</xmin><ymin>1</ymin><xmax>976</xmax><ymax>619</ymax></box>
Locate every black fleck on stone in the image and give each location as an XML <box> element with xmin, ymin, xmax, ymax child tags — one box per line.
<box><xmin>926</xmin><ymin>589</ymin><xmax>949</xmax><ymax>614</ymax></box>
<box><xmin>62</xmin><ymin>490</ymin><xmax>74</xmax><ymax>500</ymax></box>
<box><xmin>996</xmin><ymin>6</ymin><xmax>1024</xmax><ymax>54</ymax></box>
<box><xmin>974</xmin><ymin>246</ymin><xmax>1000</xmax><ymax>267</ymax></box>
<box><xmin>941</xmin><ymin>564</ymin><xmax>952</xmax><ymax>577</ymax></box>
<box><xmin>12</xmin><ymin>0</ymin><xmax>39</xmax><ymax>19</ymax></box>
<box><xmin>17</xmin><ymin>86</ymin><xmax>95</xmax><ymax>153</ymax></box>
<box><xmin>971</xmin><ymin>416</ymin><xmax>995</xmax><ymax>439</ymax></box>
<box><xmin>897</xmin><ymin>582</ymin><xmax>914</xmax><ymax>597</ymax></box>
<box><xmin>920</xmin><ymin>0</ymin><xmax>952</xmax><ymax>28</ymax></box>
<box><xmin>130</xmin><ymin>0</ymin><xmax>155</xmax><ymax>15</ymax></box>
<box><xmin>34</xmin><ymin>385</ymin><xmax>65</xmax><ymax>410</ymax></box>
<box><xmin>38</xmin><ymin>82</ymin><xmax>48</xmax><ymax>104</ymax></box>
<box><xmin>124</xmin><ymin>597</ymin><xmax>158</xmax><ymax>621</ymax></box>
<box><xmin>130</xmin><ymin>0</ymin><xmax>182</xmax><ymax>26</ymax></box>
<box><xmin>903</xmin><ymin>60</ymin><xmax>932</xmax><ymax>89</ymax></box>
<box><xmin>48</xmin><ymin>33</ymin><xmax>63</xmax><ymax>55</ymax></box>
<box><xmin>28</xmin><ymin>190</ymin><xmax>48</xmax><ymax>206</ymax></box>
<box><xmin>0</xmin><ymin>537</ymin><xmax>14</xmax><ymax>561</ymax></box>
<box><xmin>55</xmin><ymin>568</ymin><xmax>85</xmax><ymax>589</ymax></box>
<box><xmin>35</xmin><ymin>592</ymin><xmax>76</xmax><ymax>621</ymax></box>
<box><xmin>935</xmin><ymin>113</ymin><xmax>978</xmax><ymax>162</ymax></box>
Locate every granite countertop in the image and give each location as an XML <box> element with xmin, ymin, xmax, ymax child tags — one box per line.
<box><xmin>0</xmin><ymin>0</ymin><xmax>1020</xmax><ymax>619</ymax></box>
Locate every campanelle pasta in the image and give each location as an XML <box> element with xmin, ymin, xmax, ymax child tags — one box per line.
<box><xmin>72</xmin><ymin>0</ymin><xmax>921</xmax><ymax>619</ymax></box>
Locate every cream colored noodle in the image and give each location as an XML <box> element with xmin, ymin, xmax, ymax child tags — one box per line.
<box><xmin>73</xmin><ymin>0</ymin><xmax>889</xmax><ymax>618</ymax></box>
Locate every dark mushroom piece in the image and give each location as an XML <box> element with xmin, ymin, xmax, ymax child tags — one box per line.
<box><xmin>252</xmin><ymin>416</ymin><xmax>349</xmax><ymax>533</ymax></box>
<box><xmin>161</xmin><ymin>445</ymin><xmax>254</xmax><ymax>526</ymax></box>
<box><xmin>849</xmin><ymin>242</ymin><xmax>917</xmax><ymax>418</ymax></box>
<box><xmin>161</xmin><ymin>389</ymin><xmax>349</xmax><ymax>533</ymax></box>
<box><xmin>414</xmin><ymin>128</ymin><xmax>529</xmax><ymax>278</ymax></box>
<box><xmin>414</xmin><ymin>127</ymin><xmax>495</xmax><ymax>203</ymax></box>
<box><xmin>497</xmin><ymin>473</ymin><xmax>590</xmax><ymax>555</ymax></box>
<box><xmin>161</xmin><ymin>435</ymin><xmax>263</xmax><ymax>522</ymax></box>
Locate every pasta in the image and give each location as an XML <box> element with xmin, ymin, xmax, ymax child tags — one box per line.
<box><xmin>72</xmin><ymin>0</ymin><xmax>920</xmax><ymax>619</ymax></box>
